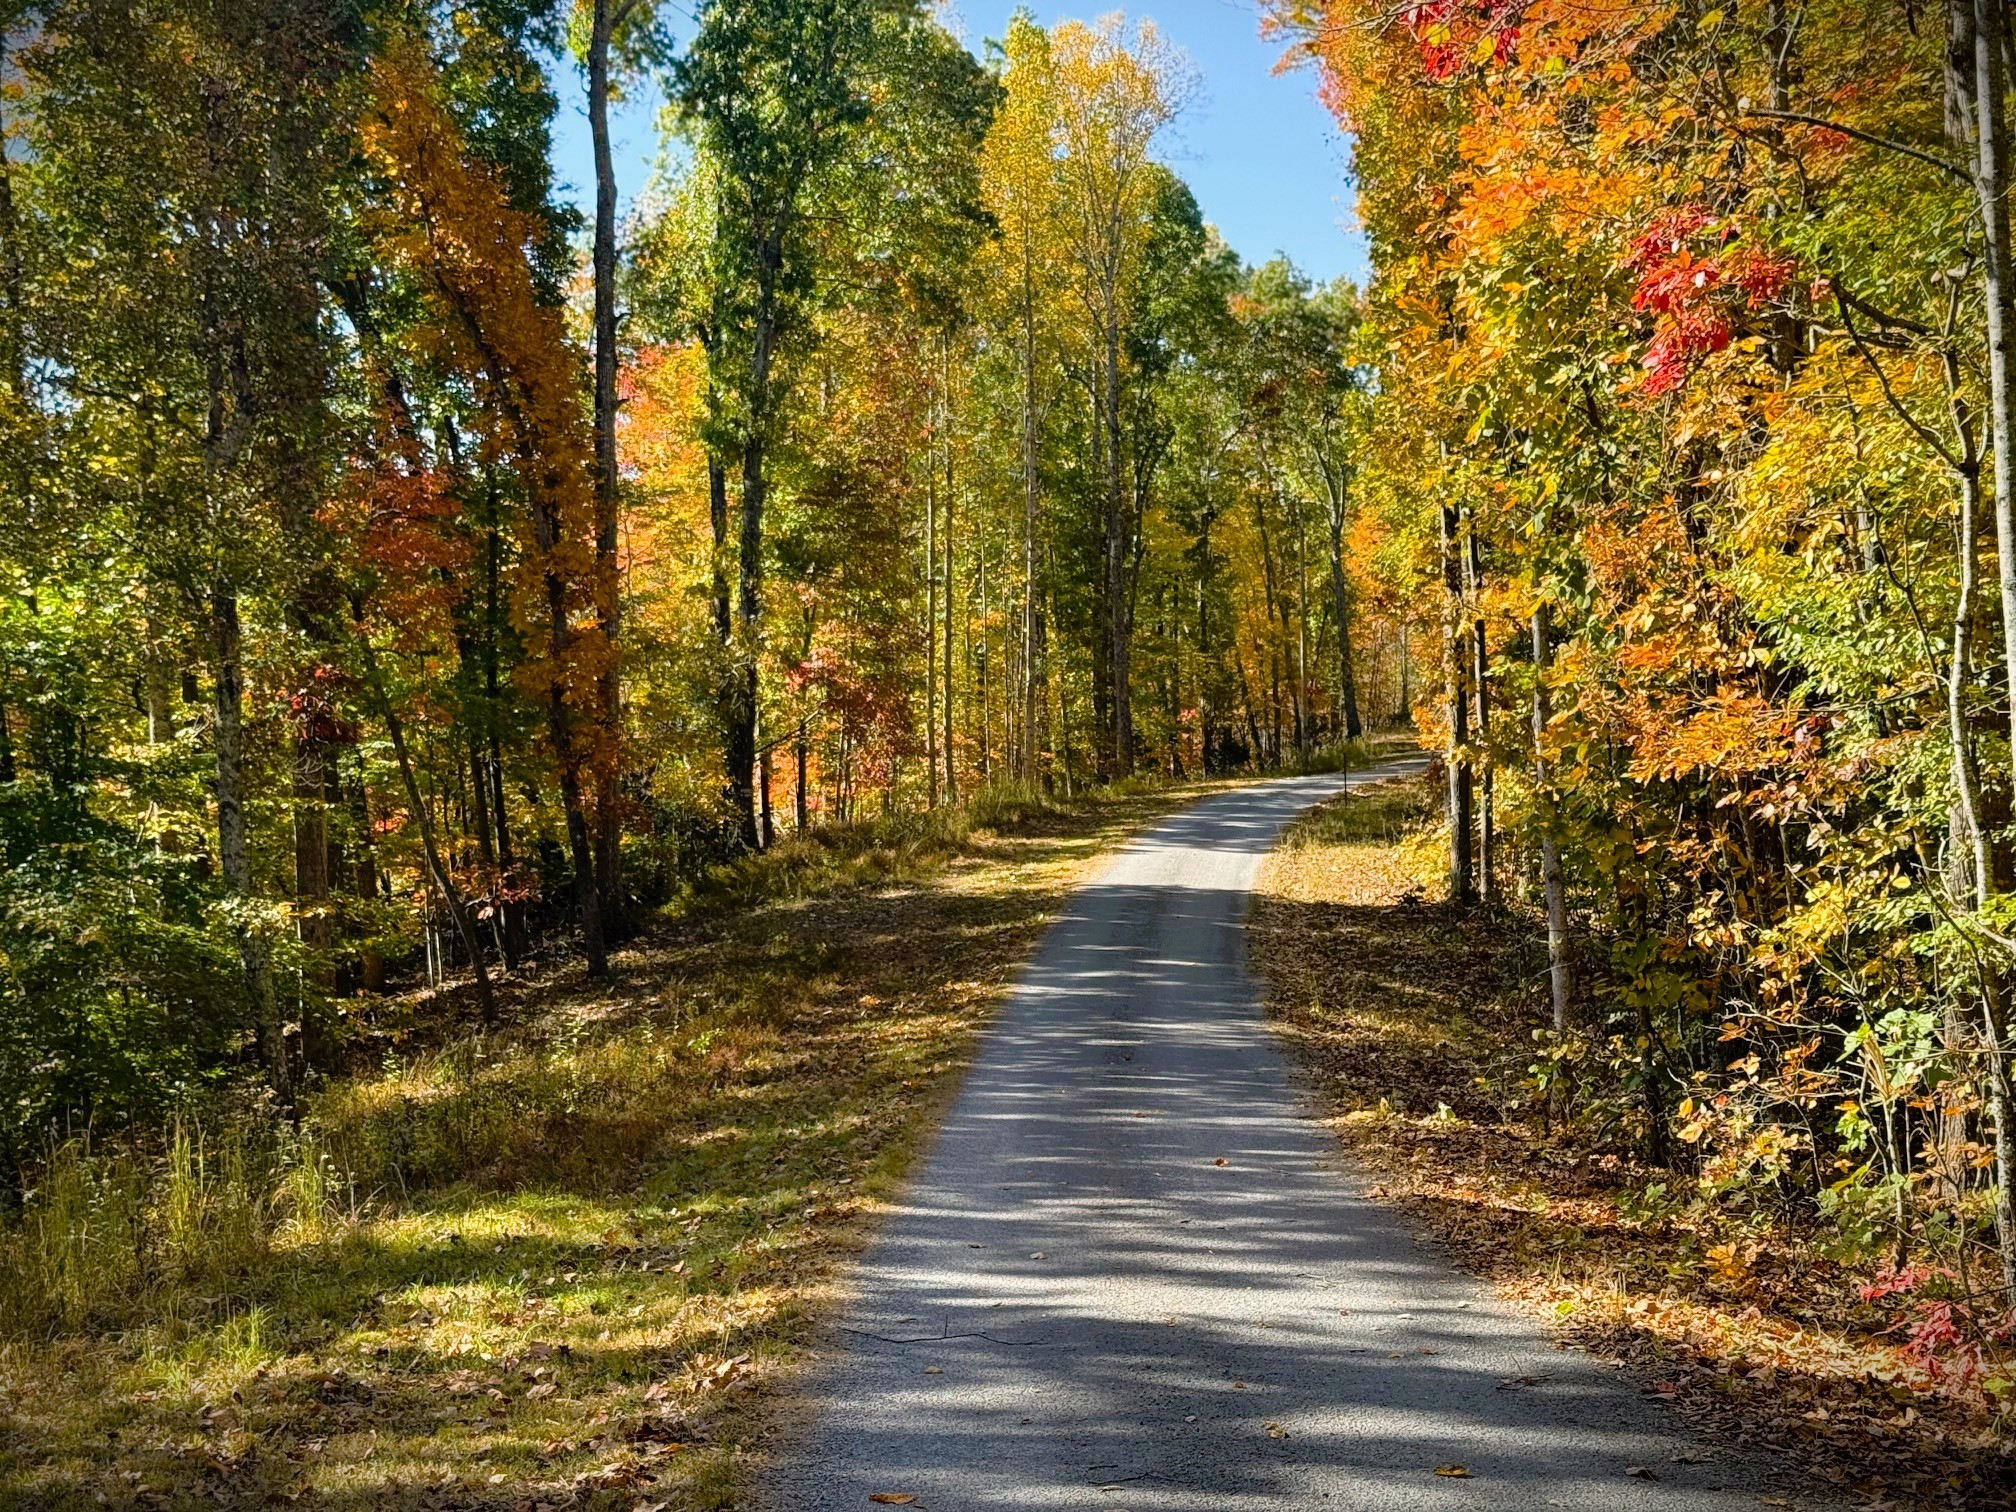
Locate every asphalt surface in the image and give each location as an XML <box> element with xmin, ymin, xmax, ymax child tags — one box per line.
<box><xmin>764</xmin><ymin>767</ymin><xmax>1783</xmax><ymax>1510</ymax></box>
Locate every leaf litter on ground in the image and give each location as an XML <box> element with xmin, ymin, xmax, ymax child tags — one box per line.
<box><xmin>1249</xmin><ymin>775</ymin><xmax>2016</xmax><ymax>1512</ymax></box>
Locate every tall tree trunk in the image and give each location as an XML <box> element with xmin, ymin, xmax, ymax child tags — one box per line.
<box><xmin>943</xmin><ymin>349</ymin><xmax>958</xmax><ymax>806</ymax></box>
<box><xmin>1328</xmin><ymin>494</ymin><xmax>1361</xmax><ymax>739</ymax></box>
<box><xmin>588</xmin><ymin>0</ymin><xmax>627</xmax><ymax>938</ymax></box>
<box><xmin>1295</xmin><ymin>497</ymin><xmax>1310</xmax><ymax>765</ymax></box>
<box><xmin>1532</xmin><ymin>603</ymin><xmax>1570</xmax><ymax>1033</ymax></box>
<box><xmin>1955</xmin><ymin>0</ymin><xmax>2016</xmax><ymax>1291</ymax></box>
<box><xmin>1465</xmin><ymin>512</ymin><xmax>1494</xmax><ymax>905</ymax></box>
<box><xmin>290</xmin><ymin>706</ymin><xmax>339</xmax><ymax>1072</ymax></box>
<box><xmin>1398</xmin><ymin>622</ymin><xmax>1412</xmax><ymax>722</ymax></box>
<box><xmin>1104</xmin><ymin>308</ymin><xmax>1132</xmax><ymax>776</ymax></box>
<box><xmin>212</xmin><ymin>583</ymin><xmax>293</xmax><ymax>1115</ymax></box>
<box><xmin>725</xmin><ymin>253</ymin><xmax>780</xmax><ymax>850</ymax></box>
<box><xmin>530</xmin><ymin>494</ymin><xmax>608</xmax><ymax>975</ymax></box>
<box><xmin>1196</xmin><ymin>544</ymin><xmax>1216</xmax><ymax>774</ymax></box>
<box><xmin>350</xmin><ymin>750</ymin><xmax>386</xmax><ymax>993</ymax></box>
<box><xmin>926</xmin><ymin>461</ymin><xmax>939</xmax><ymax>808</ymax></box>
<box><xmin>977</xmin><ymin>541</ymin><xmax>990</xmax><ymax>780</ymax></box>
<box><xmin>484</xmin><ymin>499</ymin><xmax>525</xmax><ymax>970</ymax></box>
<box><xmin>466</xmin><ymin>718</ymin><xmax>496</xmax><ymax>906</ymax></box>
<box><xmin>730</xmin><ymin>427</ymin><xmax>765</xmax><ymax>847</ymax></box>
<box><xmin>759</xmin><ymin>723</ymin><xmax>775</xmax><ymax>847</ymax></box>
<box><xmin>1441</xmin><ymin>504</ymin><xmax>1474</xmax><ymax>904</ymax></box>
<box><xmin>1021</xmin><ymin>258</ymin><xmax>1041</xmax><ymax>784</ymax></box>
<box><xmin>795</xmin><ymin>717</ymin><xmax>810</xmax><ymax>833</ymax></box>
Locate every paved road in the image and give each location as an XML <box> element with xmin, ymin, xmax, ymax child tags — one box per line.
<box><xmin>764</xmin><ymin>769</ymin><xmax>1782</xmax><ymax>1510</ymax></box>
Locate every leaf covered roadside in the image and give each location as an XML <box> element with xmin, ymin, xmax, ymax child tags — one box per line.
<box><xmin>1250</xmin><ymin>776</ymin><xmax>2016</xmax><ymax>1511</ymax></box>
<box><xmin>0</xmin><ymin>781</ymin><xmax>1215</xmax><ymax>1511</ymax></box>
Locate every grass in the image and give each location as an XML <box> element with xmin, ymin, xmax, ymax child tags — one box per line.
<box><xmin>1249</xmin><ymin>773</ymin><xmax>2016</xmax><ymax>1512</ymax></box>
<box><xmin>0</xmin><ymin>773</ymin><xmax>1230</xmax><ymax>1510</ymax></box>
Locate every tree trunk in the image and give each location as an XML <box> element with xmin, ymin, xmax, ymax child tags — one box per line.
<box><xmin>532</xmin><ymin>509</ymin><xmax>608</xmax><ymax>976</ymax></box>
<box><xmin>212</xmin><ymin>582</ymin><xmax>294</xmax><ymax>1115</ymax></box>
<box><xmin>926</xmin><ymin>461</ymin><xmax>939</xmax><ymax>808</ymax></box>
<box><xmin>588</xmin><ymin>0</ymin><xmax>627</xmax><ymax>938</ymax></box>
<box><xmin>1104</xmin><ymin>309</ymin><xmax>1133</xmax><ymax>776</ymax></box>
<box><xmin>977</xmin><ymin>540</ymin><xmax>990</xmax><ymax>780</ymax></box>
<box><xmin>1328</xmin><ymin>495</ymin><xmax>1361</xmax><ymax>739</ymax></box>
<box><xmin>1465</xmin><ymin>512</ymin><xmax>1494</xmax><ymax>905</ymax></box>
<box><xmin>290</xmin><ymin>708</ymin><xmax>339</xmax><ymax>1072</ymax></box>
<box><xmin>729</xmin><ymin>427</ymin><xmax>764</xmax><ymax>848</ymax></box>
<box><xmin>795</xmin><ymin>718</ymin><xmax>810</xmax><ymax>833</ymax></box>
<box><xmin>1532</xmin><ymin>604</ymin><xmax>1570</xmax><ymax>1033</ymax></box>
<box><xmin>1021</xmin><ymin>260</ymin><xmax>1041</xmax><ymax>784</ymax></box>
<box><xmin>725</xmin><ymin>248</ymin><xmax>780</xmax><ymax>850</ymax></box>
<box><xmin>1441</xmin><ymin>504</ymin><xmax>1474</xmax><ymax>904</ymax></box>
<box><xmin>1958</xmin><ymin>0</ymin><xmax>2016</xmax><ymax>1291</ymax></box>
<box><xmin>1398</xmin><ymin>622</ymin><xmax>1412</xmax><ymax>721</ymax></box>
<box><xmin>760</xmin><ymin>740</ymin><xmax>775</xmax><ymax>848</ymax></box>
<box><xmin>943</xmin><ymin>350</ymin><xmax>958</xmax><ymax>806</ymax></box>
<box><xmin>0</xmin><ymin>29</ymin><xmax>23</xmax><ymax>399</ymax></box>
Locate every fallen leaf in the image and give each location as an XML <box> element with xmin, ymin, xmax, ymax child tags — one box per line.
<box><xmin>922</xmin><ymin>1365</ymin><xmax>942</xmax><ymax>1375</ymax></box>
<box><xmin>1265</xmin><ymin>1421</ymin><xmax>1286</xmax><ymax>1439</ymax></box>
<box><xmin>1433</xmin><ymin>1465</ymin><xmax>1470</xmax><ymax>1477</ymax></box>
<box><xmin>1213</xmin><ymin>1158</ymin><xmax>1228</xmax><ymax>1167</ymax></box>
<box><xmin>867</xmin><ymin>1497</ymin><xmax>916</xmax><ymax>1506</ymax></box>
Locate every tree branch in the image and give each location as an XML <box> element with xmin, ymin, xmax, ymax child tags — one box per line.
<box><xmin>1742</xmin><ymin>106</ymin><xmax>1970</xmax><ymax>183</ymax></box>
<box><xmin>1835</xmin><ymin>292</ymin><xmax>1963</xmax><ymax>472</ymax></box>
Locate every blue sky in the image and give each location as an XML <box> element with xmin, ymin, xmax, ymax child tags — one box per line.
<box><xmin>546</xmin><ymin>0</ymin><xmax>1366</xmax><ymax>288</ymax></box>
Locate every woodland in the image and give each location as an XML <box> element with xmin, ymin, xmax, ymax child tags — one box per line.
<box><xmin>0</xmin><ymin>3</ymin><xmax>1374</xmax><ymax>1155</ymax></box>
<box><xmin>3</xmin><ymin>0</ymin><xmax>2016</xmax><ymax>1491</ymax></box>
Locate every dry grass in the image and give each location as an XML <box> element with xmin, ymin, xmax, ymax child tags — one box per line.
<box><xmin>0</xmin><ymin>778</ymin><xmax>1227</xmax><ymax>1511</ymax></box>
<box><xmin>1251</xmin><ymin>775</ymin><xmax>2016</xmax><ymax>1512</ymax></box>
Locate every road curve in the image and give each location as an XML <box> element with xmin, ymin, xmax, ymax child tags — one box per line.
<box><xmin>763</xmin><ymin>768</ymin><xmax>1775</xmax><ymax>1510</ymax></box>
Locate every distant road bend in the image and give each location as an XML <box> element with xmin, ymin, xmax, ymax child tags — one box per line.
<box><xmin>765</xmin><ymin>766</ymin><xmax>1779</xmax><ymax>1510</ymax></box>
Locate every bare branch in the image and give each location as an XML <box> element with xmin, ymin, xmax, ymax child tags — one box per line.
<box><xmin>1742</xmin><ymin>106</ymin><xmax>1970</xmax><ymax>183</ymax></box>
<box><xmin>1835</xmin><ymin>291</ymin><xmax>1963</xmax><ymax>472</ymax></box>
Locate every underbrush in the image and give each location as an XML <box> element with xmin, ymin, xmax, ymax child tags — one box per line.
<box><xmin>0</xmin><ymin>775</ymin><xmax>1216</xmax><ymax>1509</ymax></box>
<box><xmin>1253</xmin><ymin>775</ymin><xmax>2016</xmax><ymax>1510</ymax></box>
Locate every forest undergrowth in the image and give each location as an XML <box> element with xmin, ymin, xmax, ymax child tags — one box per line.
<box><xmin>0</xmin><ymin>775</ymin><xmax>1219</xmax><ymax>1511</ymax></box>
<box><xmin>1251</xmin><ymin>777</ymin><xmax>2016</xmax><ymax>1512</ymax></box>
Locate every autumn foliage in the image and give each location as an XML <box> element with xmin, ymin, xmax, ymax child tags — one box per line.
<box><xmin>1278</xmin><ymin>0</ymin><xmax>2016</xmax><ymax>1413</ymax></box>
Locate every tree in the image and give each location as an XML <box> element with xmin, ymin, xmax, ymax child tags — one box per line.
<box><xmin>980</xmin><ymin>10</ymin><xmax>1066</xmax><ymax>785</ymax></box>
<box><xmin>362</xmin><ymin>41</ymin><xmax>615</xmax><ymax>977</ymax></box>
<box><xmin>571</xmin><ymin>0</ymin><xmax>666</xmax><ymax>931</ymax></box>
<box><xmin>668</xmin><ymin>0</ymin><xmax>993</xmax><ymax>844</ymax></box>
<box><xmin>1048</xmin><ymin>15</ymin><xmax>1190</xmax><ymax>776</ymax></box>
